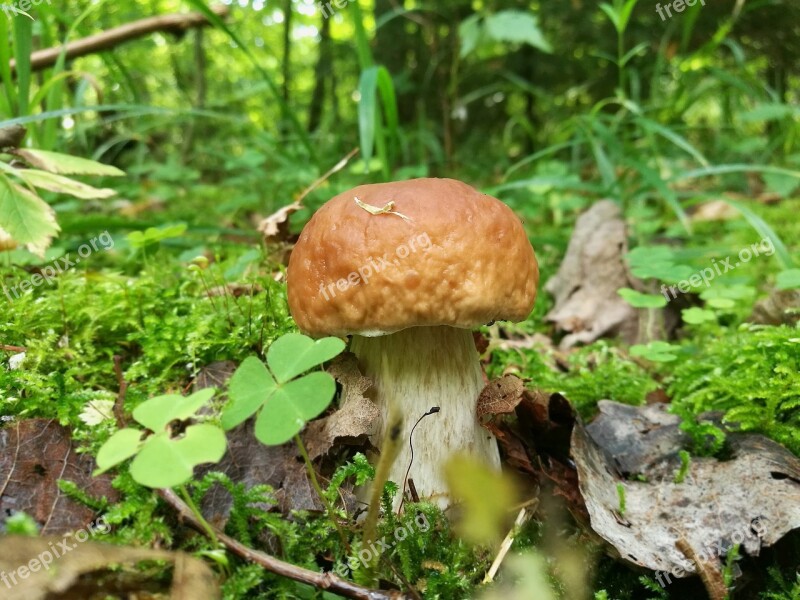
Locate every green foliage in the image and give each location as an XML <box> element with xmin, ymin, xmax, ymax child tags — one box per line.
<box><xmin>630</xmin><ymin>341</ymin><xmax>681</xmax><ymax>363</ymax></box>
<box><xmin>669</xmin><ymin>324</ymin><xmax>800</xmax><ymax>455</ymax></box>
<box><xmin>762</xmin><ymin>567</ymin><xmax>800</xmax><ymax>600</ymax></box>
<box><xmin>488</xmin><ymin>341</ymin><xmax>658</xmax><ymax>415</ymax></box>
<box><xmin>618</xmin><ymin>288</ymin><xmax>668</xmax><ymax>309</ymax></box>
<box><xmin>221</xmin><ymin>333</ymin><xmax>345</xmax><ymax>445</ymax></box>
<box><xmin>95</xmin><ymin>389</ymin><xmax>226</xmax><ymax>488</ymax></box>
<box><xmin>0</xmin><ymin>136</ymin><xmax>124</xmax><ymax>255</ymax></box>
<box><xmin>459</xmin><ymin>10</ymin><xmax>552</xmax><ymax>58</ymax></box>
<box><xmin>673</xmin><ymin>450</ymin><xmax>691</xmax><ymax>484</ymax></box>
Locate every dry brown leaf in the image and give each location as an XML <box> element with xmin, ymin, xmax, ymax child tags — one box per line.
<box><xmin>0</xmin><ymin>420</ymin><xmax>118</xmax><ymax>535</ymax></box>
<box><xmin>476</xmin><ymin>375</ymin><xmax>526</xmax><ymax>421</ymax></box>
<box><xmin>573</xmin><ymin>401</ymin><xmax>800</xmax><ymax>590</ymax></box>
<box><xmin>0</xmin><ymin>535</ymin><xmax>218</xmax><ymax>600</ymax></box>
<box><xmin>257</xmin><ymin>201</ymin><xmax>303</xmax><ymax>245</ymax></box>
<box><xmin>544</xmin><ymin>200</ymin><xmax>642</xmax><ymax>349</ymax></box>
<box><xmin>304</xmin><ymin>353</ymin><xmax>379</xmax><ymax>460</ymax></box>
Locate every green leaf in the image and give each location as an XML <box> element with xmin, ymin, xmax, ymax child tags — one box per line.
<box><xmin>682</xmin><ymin>307</ymin><xmax>716</xmax><ymax>325</ymax></box>
<box><xmin>630</xmin><ymin>341</ymin><xmax>679</xmax><ymax>363</ymax></box>
<box><xmin>222</xmin><ymin>357</ymin><xmax>277</xmax><ymax>430</ymax></box>
<box><xmin>776</xmin><ymin>269</ymin><xmax>800</xmax><ymax>290</ymax></box>
<box><xmin>357</xmin><ymin>65</ymin><xmax>399</xmax><ymax>176</ymax></box>
<box><xmin>254</xmin><ymin>372</ymin><xmax>336</xmax><ymax>445</ymax></box>
<box><xmin>13</xmin><ymin>149</ymin><xmax>125</xmax><ymax>176</ymax></box>
<box><xmin>618</xmin><ymin>288</ymin><xmax>668</xmax><ymax>309</ymax></box>
<box><xmin>133</xmin><ymin>388</ymin><xmax>217</xmax><ymax>433</ymax></box>
<box><xmin>14</xmin><ymin>169</ymin><xmax>117</xmax><ymax>199</ymax></box>
<box><xmin>0</xmin><ymin>174</ymin><xmax>59</xmax><ymax>257</ymax></box>
<box><xmin>126</xmin><ymin>224</ymin><xmax>187</xmax><ymax>249</ymax></box>
<box><xmin>484</xmin><ymin>11</ymin><xmax>552</xmax><ymax>53</ymax></box>
<box><xmin>129</xmin><ymin>424</ymin><xmax>227</xmax><ymax>489</ymax></box>
<box><xmin>93</xmin><ymin>428</ymin><xmax>145</xmax><ymax>475</ymax></box>
<box><xmin>458</xmin><ymin>14</ymin><xmax>484</xmax><ymax>58</ymax></box>
<box><xmin>266</xmin><ymin>333</ymin><xmax>345</xmax><ymax>384</ymax></box>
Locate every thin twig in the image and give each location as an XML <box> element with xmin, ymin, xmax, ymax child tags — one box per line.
<box><xmin>0</xmin><ymin>344</ymin><xmax>26</xmax><ymax>353</ymax></box>
<box><xmin>297</xmin><ymin>147</ymin><xmax>360</xmax><ymax>204</ymax></box>
<box><xmin>158</xmin><ymin>488</ymin><xmax>405</xmax><ymax>600</ymax></box>
<box><xmin>483</xmin><ymin>507</ymin><xmax>530</xmax><ymax>583</ymax></box>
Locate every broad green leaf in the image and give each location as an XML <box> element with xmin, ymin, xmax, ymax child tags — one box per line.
<box><xmin>15</xmin><ymin>169</ymin><xmax>117</xmax><ymax>199</ymax></box>
<box><xmin>682</xmin><ymin>307</ymin><xmax>716</xmax><ymax>325</ymax></box>
<box><xmin>266</xmin><ymin>333</ymin><xmax>345</xmax><ymax>384</ymax></box>
<box><xmin>133</xmin><ymin>388</ymin><xmax>216</xmax><ymax>433</ymax></box>
<box><xmin>129</xmin><ymin>424</ymin><xmax>227</xmax><ymax>489</ymax></box>
<box><xmin>0</xmin><ymin>174</ymin><xmax>59</xmax><ymax>257</ymax></box>
<box><xmin>14</xmin><ymin>149</ymin><xmax>125</xmax><ymax>176</ymax></box>
<box><xmin>458</xmin><ymin>14</ymin><xmax>484</xmax><ymax>58</ymax></box>
<box><xmin>444</xmin><ymin>455</ymin><xmax>519</xmax><ymax>545</ymax></box>
<box><xmin>776</xmin><ymin>269</ymin><xmax>800</xmax><ymax>290</ymax></box>
<box><xmin>618</xmin><ymin>288</ymin><xmax>668</xmax><ymax>309</ymax></box>
<box><xmin>222</xmin><ymin>356</ymin><xmax>277</xmax><ymax>430</ymax></box>
<box><xmin>484</xmin><ymin>11</ymin><xmax>552</xmax><ymax>53</ymax></box>
<box><xmin>93</xmin><ymin>428</ymin><xmax>145</xmax><ymax>475</ymax></box>
<box><xmin>254</xmin><ymin>372</ymin><xmax>336</xmax><ymax>445</ymax></box>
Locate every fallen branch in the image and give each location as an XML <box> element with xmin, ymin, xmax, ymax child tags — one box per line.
<box><xmin>10</xmin><ymin>5</ymin><xmax>229</xmax><ymax>74</ymax></box>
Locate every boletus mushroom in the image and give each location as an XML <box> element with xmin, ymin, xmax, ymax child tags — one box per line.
<box><xmin>287</xmin><ymin>178</ymin><xmax>538</xmax><ymax>506</ymax></box>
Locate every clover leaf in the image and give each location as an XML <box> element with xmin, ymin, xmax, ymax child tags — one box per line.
<box><xmin>221</xmin><ymin>333</ymin><xmax>345</xmax><ymax>446</ymax></box>
<box><xmin>618</xmin><ymin>288</ymin><xmax>668</xmax><ymax>309</ymax></box>
<box><xmin>94</xmin><ymin>388</ymin><xmax>226</xmax><ymax>489</ymax></box>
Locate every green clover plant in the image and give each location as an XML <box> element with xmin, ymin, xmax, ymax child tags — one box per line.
<box><xmin>221</xmin><ymin>333</ymin><xmax>346</xmax><ymax>445</ymax></box>
<box><xmin>94</xmin><ymin>388</ymin><xmax>226</xmax><ymax>488</ymax></box>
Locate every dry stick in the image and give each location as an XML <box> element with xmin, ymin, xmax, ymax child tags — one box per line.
<box><xmin>0</xmin><ymin>344</ymin><xmax>26</xmax><ymax>353</ymax></box>
<box><xmin>10</xmin><ymin>5</ymin><xmax>230</xmax><ymax>74</ymax></box>
<box><xmin>676</xmin><ymin>537</ymin><xmax>728</xmax><ymax>600</ymax></box>
<box><xmin>296</xmin><ymin>147</ymin><xmax>360</xmax><ymax>204</ymax></box>
<box><xmin>483</xmin><ymin>505</ymin><xmax>532</xmax><ymax>584</ymax></box>
<box><xmin>158</xmin><ymin>488</ymin><xmax>405</xmax><ymax>600</ymax></box>
<box><xmin>110</xmin><ymin>357</ymin><xmax>403</xmax><ymax>600</ymax></box>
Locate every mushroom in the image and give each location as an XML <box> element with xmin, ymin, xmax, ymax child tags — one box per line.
<box><xmin>287</xmin><ymin>178</ymin><xmax>538</xmax><ymax>506</ymax></box>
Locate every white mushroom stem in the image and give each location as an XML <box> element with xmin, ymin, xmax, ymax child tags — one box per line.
<box><xmin>350</xmin><ymin>325</ymin><xmax>501</xmax><ymax>508</ymax></box>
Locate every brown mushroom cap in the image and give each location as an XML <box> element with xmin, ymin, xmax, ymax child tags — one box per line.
<box><xmin>287</xmin><ymin>178</ymin><xmax>539</xmax><ymax>337</ymax></box>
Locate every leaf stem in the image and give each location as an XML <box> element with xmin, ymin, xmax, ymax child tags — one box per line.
<box><xmin>178</xmin><ymin>484</ymin><xmax>219</xmax><ymax>548</ymax></box>
<box><xmin>294</xmin><ymin>434</ymin><xmax>349</xmax><ymax>550</ymax></box>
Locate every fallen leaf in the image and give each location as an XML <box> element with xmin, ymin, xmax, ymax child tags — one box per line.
<box><xmin>0</xmin><ymin>535</ymin><xmax>218</xmax><ymax>600</ymax></box>
<box><xmin>544</xmin><ymin>201</ymin><xmax>642</xmax><ymax>349</ymax></box>
<box><xmin>572</xmin><ymin>401</ymin><xmax>800</xmax><ymax>590</ymax></box>
<box><xmin>0</xmin><ymin>420</ymin><xmax>118</xmax><ymax>535</ymax></box>
<box><xmin>257</xmin><ymin>201</ymin><xmax>302</xmax><ymax>245</ymax></box>
<box><xmin>303</xmin><ymin>353</ymin><xmax>379</xmax><ymax>460</ymax></box>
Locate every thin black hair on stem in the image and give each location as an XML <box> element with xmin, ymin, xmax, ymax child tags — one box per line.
<box><xmin>398</xmin><ymin>406</ymin><xmax>440</xmax><ymax>513</ymax></box>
